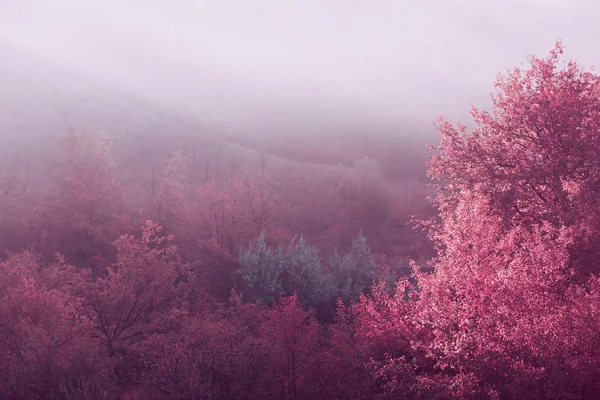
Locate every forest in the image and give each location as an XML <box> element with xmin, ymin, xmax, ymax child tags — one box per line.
<box><xmin>2</xmin><ymin>42</ymin><xmax>600</xmax><ymax>399</ymax></box>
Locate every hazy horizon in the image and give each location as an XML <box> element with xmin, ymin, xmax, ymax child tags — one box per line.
<box><xmin>1</xmin><ymin>0</ymin><xmax>600</xmax><ymax>135</ymax></box>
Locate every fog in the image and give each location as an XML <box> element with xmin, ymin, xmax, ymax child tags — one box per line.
<box><xmin>2</xmin><ymin>0</ymin><xmax>599</xmax><ymax>136</ymax></box>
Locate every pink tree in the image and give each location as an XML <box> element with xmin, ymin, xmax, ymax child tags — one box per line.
<box><xmin>349</xmin><ymin>43</ymin><xmax>600</xmax><ymax>399</ymax></box>
<box><xmin>260</xmin><ymin>295</ymin><xmax>322</xmax><ymax>400</ymax></box>
<box><xmin>197</xmin><ymin>171</ymin><xmax>282</xmax><ymax>252</ymax></box>
<box><xmin>142</xmin><ymin>150</ymin><xmax>195</xmax><ymax>241</ymax></box>
<box><xmin>418</xmin><ymin>42</ymin><xmax>600</xmax><ymax>397</ymax></box>
<box><xmin>196</xmin><ymin>171</ymin><xmax>285</xmax><ymax>301</ymax></box>
<box><xmin>429</xmin><ymin>41</ymin><xmax>600</xmax><ymax>280</ymax></box>
<box><xmin>137</xmin><ymin>292</ymin><xmax>270</xmax><ymax>400</ymax></box>
<box><xmin>80</xmin><ymin>221</ymin><xmax>189</xmax><ymax>357</ymax></box>
<box><xmin>43</xmin><ymin>132</ymin><xmax>127</xmax><ymax>268</ymax></box>
<box><xmin>0</xmin><ymin>252</ymin><xmax>106</xmax><ymax>399</ymax></box>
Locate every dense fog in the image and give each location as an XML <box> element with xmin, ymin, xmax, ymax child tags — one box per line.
<box><xmin>3</xmin><ymin>0</ymin><xmax>600</xmax><ymax>130</ymax></box>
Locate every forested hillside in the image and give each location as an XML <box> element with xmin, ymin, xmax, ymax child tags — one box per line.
<box><xmin>3</xmin><ymin>43</ymin><xmax>600</xmax><ymax>399</ymax></box>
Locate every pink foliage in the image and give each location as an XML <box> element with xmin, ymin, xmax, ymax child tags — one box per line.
<box><xmin>0</xmin><ymin>252</ymin><xmax>105</xmax><ymax>399</ymax></box>
<box><xmin>197</xmin><ymin>172</ymin><xmax>283</xmax><ymax>253</ymax></box>
<box><xmin>137</xmin><ymin>292</ymin><xmax>269</xmax><ymax>400</ymax></box>
<box><xmin>349</xmin><ymin>42</ymin><xmax>600</xmax><ymax>398</ymax></box>
<box><xmin>260</xmin><ymin>295</ymin><xmax>322</xmax><ymax>400</ymax></box>
<box><xmin>80</xmin><ymin>221</ymin><xmax>189</xmax><ymax>356</ymax></box>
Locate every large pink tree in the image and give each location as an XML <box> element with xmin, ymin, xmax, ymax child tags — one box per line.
<box><xmin>430</xmin><ymin>42</ymin><xmax>600</xmax><ymax>280</ymax></box>
<box><xmin>350</xmin><ymin>43</ymin><xmax>600</xmax><ymax>399</ymax></box>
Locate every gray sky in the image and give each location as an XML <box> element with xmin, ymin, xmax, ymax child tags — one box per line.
<box><xmin>0</xmin><ymin>0</ymin><xmax>599</xmax><ymax>131</ymax></box>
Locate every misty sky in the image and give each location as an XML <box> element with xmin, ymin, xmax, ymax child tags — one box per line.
<box><xmin>1</xmin><ymin>0</ymin><xmax>599</xmax><ymax>131</ymax></box>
